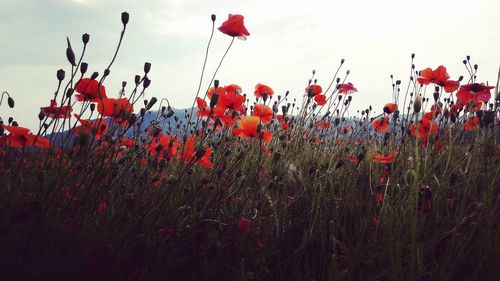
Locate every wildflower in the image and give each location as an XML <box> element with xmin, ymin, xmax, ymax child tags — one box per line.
<box><xmin>213</xmin><ymin>91</ymin><xmax>246</xmax><ymax>117</ymax></box>
<box><xmin>206</xmin><ymin>86</ymin><xmax>226</xmax><ymax>100</ymax></box>
<box><xmin>196</xmin><ymin>97</ymin><xmax>211</xmax><ymax>117</ymax></box>
<box><xmin>456</xmin><ymin>83</ymin><xmax>495</xmax><ymax>103</ymax></box>
<box><xmin>1</xmin><ymin>124</ymin><xmax>50</xmax><ymax>149</ymax></box>
<box><xmin>97</xmin><ymin>98</ymin><xmax>134</xmax><ymax>125</ymax></box>
<box><xmin>408</xmin><ymin>118</ymin><xmax>439</xmax><ymax>143</ymax></box>
<box><xmin>72</xmin><ymin>114</ymin><xmax>109</xmax><ymax>140</ymax></box>
<box><xmin>464</xmin><ymin>116</ymin><xmax>480</xmax><ymax>131</ymax></box>
<box><xmin>371</xmin><ymin>150</ymin><xmax>398</xmax><ymax>164</ymax></box>
<box><xmin>305</xmin><ymin>84</ymin><xmax>322</xmax><ymax>97</ymax></box>
<box><xmin>417</xmin><ymin>65</ymin><xmax>449</xmax><ymax>86</ymax></box>
<box><xmin>218</xmin><ymin>14</ymin><xmax>250</xmax><ymax>39</ymax></box>
<box><xmin>225</xmin><ymin>84</ymin><xmax>243</xmax><ymax>95</ymax></box>
<box><xmin>236</xmin><ymin>218</ymin><xmax>251</xmax><ymax>234</ymax></box>
<box><xmin>314</xmin><ymin>94</ymin><xmax>327</xmax><ymax>105</ymax></box>
<box><xmin>233</xmin><ymin>116</ymin><xmax>273</xmax><ymax>143</ymax></box>
<box><xmin>254</xmin><ymin>83</ymin><xmax>274</xmax><ymax>99</ymax></box>
<box><xmin>252</xmin><ymin>104</ymin><xmax>273</xmax><ymax>125</ymax></box>
<box><xmin>315</xmin><ymin>120</ymin><xmax>330</xmax><ymax>129</ymax></box>
<box><xmin>41</xmin><ymin>100</ymin><xmax>73</xmax><ymax>119</ymax></box>
<box><xmin>383</xmin><ymin>103</ymin><xmax>398</xmax><ymax>114</ymax></box>
<box><xmin>74</xmin><ymin>78</ymin><xmax>107</xmax><ymax>102</ymax></box>
<box><xmin>371</xmin><ymin>117</ymin><xmax>390</xmax><ymax>133</ymax></box>
<box><xmin>179</xmin><ymin>136</ymin><xmax>212</xmax><ymax>168</ymax></box>
<box><xmin>338</xmin><ymin>82</ymin><xmax>357</xmax><ymax>94</ymax></box>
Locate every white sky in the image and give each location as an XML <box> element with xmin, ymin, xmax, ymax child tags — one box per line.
<box><xmin>0</xmin><ymin>0</ymin><xmax>499</xmax><ymax>129</ymax></box>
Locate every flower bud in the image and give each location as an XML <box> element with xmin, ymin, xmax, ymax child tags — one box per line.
<box><xmin>7</xmin><ymin>97</ymin><xmax>14</xmax><ymax>108</ymax></box>
<box><xmin>143</xmin><ymin>77</ymin><xmax>151</xmax><ymax>88</ymax></box>
<box><xmin>413</xmin><ymin>95</ymin><xmax>422</xmax><ymax>113</ymax></box>
<box><xmin>144</xmin><ymin>62</ymin><xmax>151</xmax><ymax>74</ymax></box>
<box><xmin>82</xmin><ymin>33</ymin><xmax>90</xmax><ymax>44</ymax></box>
<box><xmin>90</xmin><ymin>72</ymin><xmax>99</xmax><ymax>80</ymax></box>
<box><xmin>66</xmin><ymin>37</ymin><xmax>76</xmax><ymax>66</ymax></box>
<box><xmin>135</xmin><ymin>75</ymin><xmax>141</xmax><ymax>85</ymax></box>
<box><xmin>80</xmin><ymin>62</ymin><xmax>88</xmax><ymax>74</ymax></box>
<box><xmin>121</xmin><ymin>12</ymin><xmax>129</xmax><ymax>25</ymax></box>
<box><xmin>66</xmin><ymin>88</ymin><xmax>74</xmax><ymax>98</ymax></box>
<box><xmin>57</xmin><ymin>69</ymin><xmax>65</xmax><ymax>81</ymax></box>
<box><xmin>211</xmin><ymin>14</ymin><xmax>216</xmax><ymax>21</ymax></box>
<box><xmin>214</xmin><ymin>79</ymin><xmax>219</xmax><ymax>89</ymax></box>
<box><xmin>146</xmin><ymin>97</ymin><xmax>158</xmax><ymax>110</ymax></box>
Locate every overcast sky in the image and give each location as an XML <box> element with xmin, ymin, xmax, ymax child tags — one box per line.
<box><xmin>1</xmin><ymin>0</ymin><xmax>499</xmax><ymax>129</ymax></box>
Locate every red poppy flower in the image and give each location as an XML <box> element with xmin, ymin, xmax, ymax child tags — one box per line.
<box><xmin>196</xmin><ymin>97</ymin><xmax>211</xmax><ymax>117</ymax></box>
<box><xmin>236</xmin><ymin>218</ymin><xmax>251</xmax><ymax>234</ymax></box>
<box><xmin>252</xmin><ymin>104</ymin><xmax>273</xmax><ymax>125</ymax></box>
<box><xmin>338</xmin><ymin>83</ymin><xmax>357</xmax><ymax>94</ymax></box>
<box><xmin>225</xmin><ymin>84</ymin><xmax>242</xmax><ymax>95</ymax></box>
<box><xmin>346</xmin><ymin>155</ymin><xmax>358</xmax><ymax>163</ymax></box>
<box><xmin>72</xmin><ymin>114</ymin><xmax>109</xmax><ymax>140</ymax></box>
<box><xmin>1</xmin><ymin>124</ymin><xmax>50</xmax><ymax>149</ymax></box>
<box><xmin>254</xmin><ymin>83</ymin><xmax>274</xmax><ymax>99</ymax></box>
<box><xmin>218</xmin><ymin>14</ymin><xmax>250</xmax><ymax>39</ymax></box>
<box><xmin>179</xmin><ymin>135</ymin><xmax>212</xmax><ymax>168</ymax></box>
<box><xmin>408</xmin><ymin>118</ymin><xmax>439</xmax><ymax>142</ymax></box>
<box><xmin>214</xmin><ymin>91</ymin><xmax>246</xmax><ymax>117</ymax></box>
<box><xmin>371</xmin><ymin>117</ymin><xmax>390</xmax><ymax>133</ymax></box>
<box><xmin>233</xmin><ymin>116</ymin><xmax>272</xmax><ymax>143</ymax></box>
<box><xmin>149</xmin><ymin>135</ymin><xmax>180</xmax><ymax>160</ymax></box>
<box><xmin>97</xmin><ymin>98</ymin><xmax>134</xmax><ymax>125</ymax></box>
<box><xmin>443</xmin><ymin>80</ymin><xmax>459</xmax><ymax>93</ymax></box>
<box><xmin>464</xmin><ymin>116</ymin><xmax>480</xmax><ymax>131</ymax></box>
<box><xmin>371</xmin><ymin>150</ymin><xmax>398</xmax><ymax>164</ymax></box>
<box><xmin>74</xmin><ymin>78</ymin><xmax>107</xmax><ymax>102</ymax></box>
<box><xmin>383</xmin><ymin>103</ymin><xmax>398</xmax><ymax>114</ymax></box>
<box><xmin>305</xmin><ymin>84</ymin><xmax>322</xmax><ymax>96</ymax></box>
<box><xmin>314</xmin><ymin>120</ymin><xmax>330</xmax><ymax>129</ymax></box>
<box><xmin>314</xmin><ymin>94</ymin><xmax>327</xmax><ymax>105</ymax></box>
<box><xmin>206</xmin><ymin>86</ymin><xmax>226</xmax><ymax>100</ymax></box>
<box><xmin>456</xmin><ymin>83</ymin><xmax>494</xmax><ymax>103</ymax></box>
<box><xmin>41</xmin><ymin>100</ymin><xmax>73</xmax><ymax>119</ymax></box>
<box><xmin>417</xmin><ymin>65</ymin><xmax>449</xmax><ymax>86</ymax></box>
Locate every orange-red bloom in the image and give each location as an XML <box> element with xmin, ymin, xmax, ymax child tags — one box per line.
<box><xmin>206</xmin><ymin>86</ymin><xmax>226</xmax><ymax>100</ymax></box>
<box><xmin>1</xmin><ymin>124</ymin><xmax>50</xmax><ymax>149</ymax></box>
<box><xmin>338</xmin><ymin>83</ymin><xmax>357</xmax><ymax>94</ymax></box>
<box><xmin>314</xmin><ymin>120</ymin><xmax>330</xmax><ymax>129</ymax></box>
<box><xmin>214</xmin><ymin>91</ymin><xmax>246</xmax><ymax>117</ymax></box>
<box><xmin>72</xmin><ymin>114</ymin><xmax>109</xmax><ymax>140</ymax></box>
<box><xmin>254</xmin><ymin>83</ymin><xmax>274</xmax><ymax>99</ymax></box>
<box><xmin>417</xmin><ymin>65</ymin><xmax>449</xmax><ymax>86</ymax></box>
<box><xmin>233</xmin><ymin>116</ymin><xmax>272</xmax><ymax>143</ymax></box>
<box><xmin>456</xmin><ymin>83</ymin><xmax>494</xmax><ymax>103</ymax></box>
<box><xmin>371</xmin><ymin>117</ymin><xmax>390</xmax><ymax>133</ymax></box>
<box><xmin>218</xmin><ymin>14</ymin><xmax>250</xmax><ymax>39</ymax></box>
<box><xmin>41</xmin><ymin>100</ymin><xmax>73</xmax><ymax>119</ymax></box>
<box><xmin>383</xmin><ymin>103</ymin><xmax>398</xmax><ymax>114</ymax></box>
<box><xmin>464</xmin><ymin>116</ymin><xmax>480</xmax><ymax>131</ymax></box>
<box><xmin>97</xmin><ymin>98</ymin><xmax>134</xmax><ymax>126</ymax></box>
<box><xmin>179</xmin><ymin>135</ymin><xmax>212</xmax><ymax>168</ymax></box>
<box><xmin>252</xmin><ymin>104</ymin><xmax>273</xmax><ymax>125</ymax></box>
<box><xmin>371</xmin><ymin>150</ymin><xmax>398</xmax><ymax>164</ymax></box>
<box><xmin>74</xmin><ymin>78</ymin><xmax>107</xmax><ymax>102</ymax></box>
<box><xmin>314</xmin><ymin>94</ymin><xmax>327</xmax><ymax>105</ymax></box>
<box><xmin>305</xmin><ymin>85</ymin><xmax>322</xmax><ymax>96</ymax></box>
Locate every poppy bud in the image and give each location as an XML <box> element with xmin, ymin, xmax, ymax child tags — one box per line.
<box><xmin>90</xmin><ymin>72</ymin><xmax>99</xmax><ymax>80</ymax></box>
<box><xmin>90</xmin><ymin>103</ymin><xmax>96</xmax><ymax>112</ymax></box>
<box><xmin>121</xmin><ymin>12</ymin><xmax>129</xmax><ymax>25</ymax></box>
<box><xmin>411</xmin><ymin>53</ymin><xmax>415</xmax><ymax>59</ymax></box>
<box><xmin>80</xmin><ymin>62</ymin><xmax>88</xmax><ymax>74</ymax></box>
<box><xmin>143</xmin><ymin>77</ymin><xmax>151</xmax><ymax>88</ymax></box>
<box><xmin>413</xmin><ymin>95</ymin><xmax>422</xmax><ymax>113</ymax></box>
<box><xmin>340</xmin><ymin>58</ymin><xmax>345</xmax><ymax>64</ymax></box>
<box><xmin>66</xmin><ymin>47</ymin><xmax>76</xmax><ymax>66</ymax></box>
<box><xmin>462</xmin><ymin>60</ymin><xmax>467</xmax><ymax>65</ymax></box>
<box><xmin>458</xmin><ymin>76</ymin><xmax>464</xmax><ymax>82</ymax></box>
<box><xmin>56</xmin><ymin>69</ymin><xmax>65</xmax><ymax>81</ymax></box>
<box><xmin>210</xmin><ymin>93</ymin><xmax>219</xmax><ymax>109</ymax></box>
<box><xmin>166</xmin><ymin>110</ymin><xmax>174</xmax><ymax>118</ymax></box>
<box><xmin>146</xmin><ymin>97</ymin><xmax>157</xmax><ymax>110</ymax></box>
<box><xmin>7</xmin><ymin>97</ymin><xmax>14</xmax><ymax>108</ymax></box>
<box><xmin>346</xmin><ymin>70</ymin><xmax>350</xmax><ymax>75</ymax></box>
<box><xmin>433</xmin><ymin>92</ymin><xmax>439</xmax><ymax>101</ymax></box>
<box><xmin>334</xmin><ymin>118</ymin><xmax>340</xmax><ymax>126</ymax></box>
<box><xmin>466</xmin><ymin>55</ymin><xmax>470</xmax><ymax>61</ymax></box>
<box><xmin>140</xmin><ymin>108</ymin><xmax>146</xmax><ymax>116</ymax></box>
<box><xmin>144</xmin><ymin>62</ymin><xmax>151</xmax><ymax>74</ymax></box>
<box><xmin>66</xmin><ymin>88</ymin><xmax>74</xmax><ymax>98</ymax></box>
<box><xmin>135</xmin><ymin>75</ymin><xmax>141</xmax><ymax>85</ymax></box>
<box><xmin>8</xmin><ymin>117</ymin><xmax>14</xmax><ymax>124</ymax></box>
<box><xmin>473</xmin><ymin>64</ymin><xmax>478</xmax><ymax>70</ymax></box>
<box><xmin>211</xmin><ymin>14</ymin><xmax>216</xmax><ymax>21</ymax></box>
<box><xmin>38</xmin><ymin>110</ymin><xmax>45</xmax><ymax>121</ymax></box>
<box><xmin>82</xmin><ymin>33</ymin><xmax>90</xmax><ymax>44</ymax></box>
<box><xmin>214</xmin><ymin>79</ymin><xmax>219</xmax><ymax>89</ymax></box>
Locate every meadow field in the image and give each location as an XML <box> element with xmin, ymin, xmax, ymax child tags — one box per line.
<box><xmin>0</xmin><ymin>12</ymin><xmax>499</xmax><ymax>281</ymax></box>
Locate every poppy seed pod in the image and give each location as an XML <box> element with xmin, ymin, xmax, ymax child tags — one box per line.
<box><xmin>210</xmin><ymin>93</ymin><xmax>219</xmax><ymax>109</ymax></box>
<box><xmin>135</xmin><ymin>75</ymin><xmax>141</xmax><ymax>85</ymax></box>
<box><xmin>214</xmin><ymin>80</ymin><xmax>219</xmax><ymax>89</ymax></box>
<box><xmin>90</xmin><ymin>103</ymin><xmax>96</xmax><ymax>112</ymax></box>
<box><xmin>411</xmin><ymin>53</ymin><xmax>415</xmax><ymax>59</ymax></box>
<box><xmin>66</xmin><ymin>88</ymin><xmax>74</xmax><ymax>98</ymax></box>
<box><xmin>56</xmin><ymin>69</ymin><xmax>65</xmax><ymax>81</ymax></box>
<box><xmin>38</xmin><ymin>110</ymin><xmax>45</xmax><ymax>121</ymax></box>
<box><xmin>166</xmin><ymin>109</ymin><xmax>174</xmax><ymax>118</ymax></box>
<box><xmin>90</xmin><ymin>72</ymin><xmax>99</xmax><ymax>80</ymax></box>
<box><xmin>143</xmin><ymin>77</ymin><xmax>151</xmax><ymax>88</ymax></box>
<box><xmin>144</xmin><ymin>62</ymin><xmax>151</xmax><ymax>74</ymax></box>
<box><xmin>82</xmin><ymin>33</ymin><xmax>90</xmax><ymax>44</ymax></box>
<box><xmin>211</xmin><ymin>14</ymin><xmax>216</xmax><ymax>21</ymax></box>
<box><xmin>80</xmin><ymin>62</ymin><xmax>88</xmax><ymax>74</ymax></box>
<box><xmin>140</xmin><ymin>108</ymin><xmax>146</xmax><ymax>116</ymax></box>
<box><xmin>413</xmin><ymin>95</ymin><xmax>422</xmax><ymax>113</ymax></box>
<box><xmin>433</xmin><ymin>92</ymin><xmax>439</xmax><ymax>101</ymax></box>
<box><xmin>121</xmin><ymin>12</ymin><xmax>129</xmax><ymax>25</ymax></box>
<box><xmin>341</xmin><ymin>58</ymin><xmax>345</xmax><ymax>64</ymax></box>
<box><xmin>146</xmin><ymin>97</ymin><xmax>157</xmax><ymax>110</ymax></box>
<box><xmin>7</xmin><ymin>97</ymin><xmax>14</xmax><ymax>108</ymax></box>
